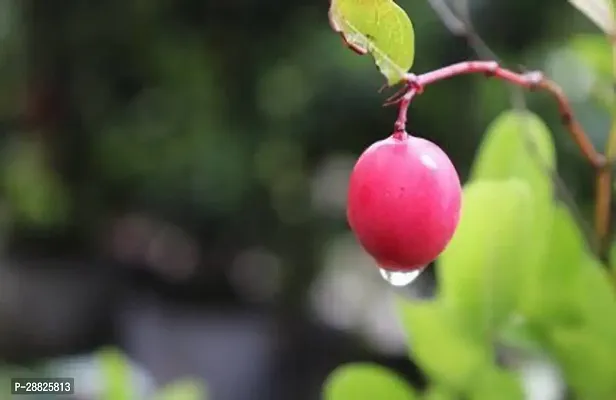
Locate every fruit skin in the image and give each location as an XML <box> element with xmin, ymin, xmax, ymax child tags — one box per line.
<box><xmin>347</xmin><ymin>131</ymin><xmax>462</xmax><ymax>271</ymax></box>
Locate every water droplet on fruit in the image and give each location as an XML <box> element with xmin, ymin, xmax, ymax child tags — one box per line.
<box><xmin>378</xmin><ymin>267</ymin><xmax>425</xmax><ymax>287</ymax></box>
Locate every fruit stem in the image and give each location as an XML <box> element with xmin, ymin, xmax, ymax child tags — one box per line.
<box><xmin>393</xmin><ymin>86</ymin><xmax>418</xmax><ymax>135</ymax></box>
<box><xmin>391</xmin><ymin>130</ymin><xmax>408</xmax><ymax>140</ymax></box>
<box><xmin>387</xmin><ymin>60</ymin><xmax>611</xmax><ymax>257</ymax></box>
<box><xmin>397</xmin><ymin>62</ymin><xmax>605</xmax><ymax>169</ymax></box>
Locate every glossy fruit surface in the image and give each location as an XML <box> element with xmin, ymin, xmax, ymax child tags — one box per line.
<box><xmin>347</xmin><ymin>131</ymin><xmax>462</xmax><ymax>271</ymax></box>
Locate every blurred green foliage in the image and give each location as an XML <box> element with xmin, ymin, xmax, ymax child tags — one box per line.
<box><xmin>324</xmin><ymin>0</ymin><xmax>616</xmax><ymax>398</ymax></box>
<box><xmin>154</xmin><ymin>379</ymin><xmax>207</xmax><ymax>400</ymax></box>
<box><xmin>325</xmin><ymin>107</ymin><xmax>616</xmax><ymax>399</ymax></box>
<box><xmin>98</xmin><ymin>347</ymin><xmax>207</xmax><ymax>400</ymax></box>
<box><xmin>324</xmin><ymin>363</ymin><xmax>417</xmax><ymax>400</ymax></box>
<box><xmin>0</xmin><ymin>0</ymin><xmax>614</xmax><ymax>395</ymax></box>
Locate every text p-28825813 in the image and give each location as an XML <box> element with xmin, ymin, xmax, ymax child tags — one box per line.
<box><xmin>11</xmin><ymin>378</ymin><xmax>74</xmax><ymax>395</ymax></box>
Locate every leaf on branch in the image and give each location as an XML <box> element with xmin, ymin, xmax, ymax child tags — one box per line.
<box><xmin>329</xmin><ymin>0</ymin><xmax>415</xmax><ymax>85</ymax></box>
<box><xmin>568</xmin><ymin>0</ymin><xmax>616</xmax><ymax>35</ymax></box>
<box><xmin>396</xmin><ymin>299</ymin><xmax>492</xmax><ymax>392</ymax></box>
<box><xmin>323</xmin><ymin>363</ymin><xmax>417</xmax><ymax>400</ymax></box>
<box><xmin>569</xmin><ymin>34</ymin><xmax>613</xmax><ymax>78</ymax></box>
<box><xmin>436</xmin><ymin>179</ymin><xmax>535</xmax><ymax>338</ymax></box>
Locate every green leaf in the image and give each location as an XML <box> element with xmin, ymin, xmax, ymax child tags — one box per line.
<box><xmin>548</xmin><ymin>326</ymin><xmax>616</xmax><ymax>399</ymax></box>
<box><xmin>542</xmin><ymin>255</ymin><xmax>616</xmax><ymax>399</ymax></box>
<box><xmin>566</xmin><ymin>34</ymin><xmax>614</xmax><ymax>110</ymax></box>
<box><xmin>569</xmin><ymin>34</ymin><xmax>613</xmax><ymax>78</ymax></box>
<box><xmin>437</xmin><ymin>179</ymin><xmax>534</xmax><ymax>337</ymax></box>
<box><xmin>396</xmin><ymin>299</ymin><xmax>492</xmax><ymax>392</ymax></box>
<box><xmin>575</xmin><ymin>255</ymin><xmax>616</xmax><ymax>343</ymax></box>
<box><xmin>470</xmin><ymin>368</ymin><xmax>524</xmax><ymax>400</ymax></box>
<box><xmin>470</xmin><ymin>110</ymin><xmax>556</xmax><ymax>183</ymax></box>
<box><xmin>469</xmin><ymin>110</ymin><xmax>556</xmax><ymax>312</ymax></box>
<box><xmin>329</xmin><ymin>0</ymin><xmax>415</xmax><ymax>85</ymax></box>
<box><xmin>422</xmin><ymin>385</ymin><xmax>456</xmax><ymax>400</ymax></box>
<box><xmin>2</xmin><ymin>137</ymin><xmax>70</xmax><ymax>227</ymax></box>
<box><xmin>155</xmin><ymin>379</ymin><xmax>208</xmax><ymax>400</ymax></box>
<box><xmin>499</xmin><ymin>314</ymin><xmax>547</xmax><ymax>355</ymax></box>
<box><xmin>568</xmin><ymin>0</ymin><xmax>615</xmax><ymax>34</ymax></box>
<box><xmin>469</xmin><ymin>110</ymin><xmax>555</xmax><ymax>228</ymax></box>
<box><xmin>323</xmin><ymin>363</ymin><xmax>417</xmax><ymax>400</ymax></box>
<box><xmin>523</xmin><ymin>205</ymin><xmax>586</xmax><ymax>324</ymax></box>
<box><xmin>98</xmin><ymin>347</ymin><xmax>132</xmax><ymax>400</ymax></box>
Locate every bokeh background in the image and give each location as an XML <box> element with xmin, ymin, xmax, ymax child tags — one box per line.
<box><xmin>0</xmin><ymin>0</ymin><xmax>610</xmax><ymax>399</ymax></box>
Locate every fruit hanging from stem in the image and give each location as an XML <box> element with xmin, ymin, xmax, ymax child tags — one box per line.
<box><xmin>347</xmin><ymin>130</ymin><xmax>462</xmax><ymax>271</ymax></box>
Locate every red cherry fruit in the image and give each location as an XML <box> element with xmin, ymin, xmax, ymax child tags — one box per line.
<box><xmin>347</xmin><ymin>131</ymin><xmax>462</xmax><ymax>271</ymax></box>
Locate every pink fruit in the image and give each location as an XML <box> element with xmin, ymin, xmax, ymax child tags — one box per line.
<box><xmin>347</xmin><ymin>131</ymin><xmax>462</xmax><ymax>271</ymax></box>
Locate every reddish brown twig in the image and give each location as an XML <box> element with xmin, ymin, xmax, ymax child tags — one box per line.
<box><xmin>391</xmin><ymin>61</ymin><xmax>605</xmax><ymax>169</ymax></box>
<box><xmin>596</xmin><ymin>165</ymin><xmax>612</xmax><ymax>258</ymax></box>
<box><xmin>386</xmin><ymin>60</ymin><xmax>611</xmax><ymax>256</ymax></box>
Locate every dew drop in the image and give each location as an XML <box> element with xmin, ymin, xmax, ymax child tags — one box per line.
<box><xmin>378</xmin><ymin>267</ymin><xmax>425</xmax><ymax>287</ymax></box>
